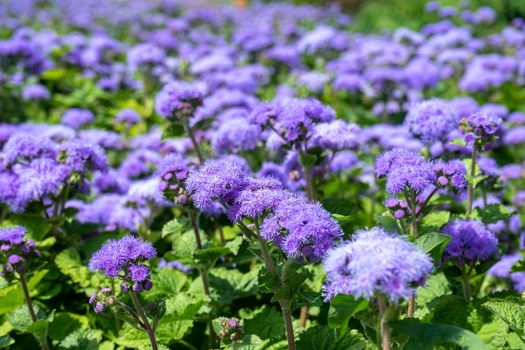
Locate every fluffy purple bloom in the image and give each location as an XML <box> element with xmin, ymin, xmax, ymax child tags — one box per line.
<box><xmin>58</xmin><ymin>141</ymin><xmax>108</xmax><ymax>173</ymax></box>
<box><xmin>329</xmin><ymin>151</ymin><xmax>359</xmax><ymax>173</ymax></box>
<box><xmin>0</xmin><ymin>226</ymin><xmax>40</xmax><ymax>276</ymax></box>
<box><xmin>405</xmin><ymin>99</ymin><xmax>458</xmax><ymax>143</ymax></box>
<box><xmin>323</xmin><ymin>227</ymin><xmax>433</xmax><ymax>302</ymax></box>
<box><xmin>504</xmin><ymin>126</ymin><xmax>525</xmax><ymax>145</ymax></box>
<box><xmin>211</xmin><ymin>117</ymin><xmax>260</xmax><ymax>154</ymax></box>
<box><xmin>487</xmin><ymin>254</ymin><xmax>525</xmax><ymax>292</ymax></box>
<box><xmin>386</xmin><ymin>161</ymin><xmax>435</xmax><ymax>195</ymax></box>
<box><xmin>375</xmin><ymin>148</ymin><xmax>423</xmax><ymax>177</ymax></box>
<box><xmin>261</xmin><ymin>195</ymin><xmax>343</xmax><ymax>261</ymax></box>
<box><xmin>22</xmin><ymin>84</ymin><xmax>50</xmax><ymax>101</ymax></box>
<box><xmin>227</xmin><ymin>177</ymin><xmax>285</xmax><ymax>222</ymax></box>
<box><xmin>309</xmin><ymin>120</ymin><xmax>360</xmax><ymax>150</ymax></box>
<box><xmin>89</xmin><ymin>235</ymin><xmax>156</xmax><ymax>278</ymax></box>
<box><xmin>0</xmin><ymin>226</ymin><xmax>26</xmax><ymax>245</ymax></box>
<box><xmin>128</xmin><ymin>264</ymin><xmax>150</xmax><ymax>282</ymax></box>
<box><xmin>433</xmin><ymin>159</ymin><xmax>467</xmax><ymax>194</ymax></box>
<box><xmin>443</xmin><ymin>220</ymin><xmax>498</xmax><ymax>264</ymax></box>
<box><xmin>61</xmin><ymin>108</ymin><xmax>94</xmax><ymax>129</ymax></box>
<box><xmin>460</xmin><ymin>112</ymin><xmax>502</xmax><ymax>150</ymax></box>
<box><xmin>127</xmin><ymin>43</ymin><xmax>165</xmax><ymax>69</ymax></box>
<box><xmin>115</xmin><ymin>109</ymin><xmax>141</xmax><ymax>126</ymax></box>
<box><xmin>155</xmin><ymin>81</ymin><xmax>203</xmax><ymax>120</ymax></box>
<box><xmin>185</xmin><ymin>158</ymin><xmax>250</xmax><ymax>213</ymax></box>
<box><xmin>1</xmin><ymin>133</ymin><xmax>56</xmax><ymax>165</ymax></box>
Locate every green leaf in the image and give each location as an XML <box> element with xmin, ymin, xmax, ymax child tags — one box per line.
<box><xmin>209</xmin><ymin>267</ymin><xmax>259</xmax><ymax>305</ymax></box>
<box><xmin>420</xmin><ymin>211</ymin><xmax>450</xmax><ymax>234</ymax></box>
<box><xmin>114</xmin><ymin>324</ymin><xmax>150</xmax><ymax>348</ymax></box>
<box><xmin>327</xmin><ymin>294</ymin><xmax>368</xmax><ymax>332</ymax></box>
<box><xmin>224</xmin><ymin>236</ymin><xmax>243</xmax><ymax>255</ymax></box>
<box><xmin>450</xmin><ymin>138</ymin><xmax>467</xmax><ymax>146</ymax></box>
<box><xmin>193</xmin><ymin>247</ymin><xmax>230</xmax><ymax>268</ymax></box>
<box><xmin>473</xmin><ymin>204</ymin><xmax>512</xmax><ymax>224</ymax></box>
<box><xmin>243</xmin><ymin>305</ymin><xmax>284</xmax><ymax>342</ymax></box>
<box><xmin>0</xmin><ymin>270</ymin><xmax>48</xmax><ymax>314</ymax></box>
<box><xmin>296</xmin><ymin>325</ymin><xmax>368</xmax><ymax>350</ymax></box>
<box><xmin>391</xmin><ymin>319</ymin><xmax>488</xmax><ymax>350</ymax></box>
<box><xmin>483</xmin><ymin>297</ymin><xmax>525</xmax><ymax>336</ymax></box>
<box><xmin>299</xmin><ymin>153</ymin><xmax>317</xmax><ymax>167</ymax></box>
<box><xmin>162</xmin><ymin>123</ymin><xmax>185</xmax><ymax>139</ymax></box>
<box><xmin>415</xmin><ymin>233</ymin><xmax>451</xmax><ymax>262</ymax></box>
<box><xmin>48</xmin><ymin>312</ymin><xmax>89</xmax><ymax>342</ymax></box>
<box><xmin>272</xmin><ymin>263</ymin><xmax>311</xmax><ymax>302</ymax></box>
<box><xmin>7</xmin><ymin>304</ymin><xmax>49</xmax><ymax>335</ymax></box>
<box><xmin>331</xmin><ymin>214</ymin><xmax>352</xmax><ymax>224</ymax></box>
<box><xmin>224</xmin><ymin>335</ymin><xmax>269</xmax><ymax>350</ymax></box>
<box><xmin>0</xmin><ymin>335</ymin><xmax>14</xmax><ymax>348</ymax></box>
<box><xmin>212</xmin><ymin>317</ymin><xmax>229</xmax><ymax>338</ymax></box>
<box><xmin>476</xmin><ymin>318</ymin><xmax>509</xmax><ymax>350</ymax></box>
<box><xmin>146</xmin><ymin>268</ymin><xmax>188</xmax><ymax>300</ymax></box>
<box><xmin>55</xmin><ymin>249</ymin><xmax>105</xmax><ymax>292</ymax></box>
<box><xmin>161</xmin><ymin>219</ymin><xmax>185</xmax><ymax>239</ymax></box>
<box><xmin>58</xmin><ymin>329</ymin><xmax>102</xmax><ymax>350</ymax></box>
<box><xmin>41</xmin><ymin>68</ymin><xmax>66</xmax><ymax>81</ymax></box>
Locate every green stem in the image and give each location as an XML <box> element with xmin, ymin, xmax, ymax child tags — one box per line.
<box><xmin>462</xmin><ymin>270</ymin><xmax>472</xmax><ymax>301</ymax></box>
<box><xmin>189</xmin><ymin>210</ymin><xmax>216</xmax><ymax>348</ymax></box>
<box><xmin>20</xmin><ymin>273</ymin><xmax>50</xmax><ymax>350</ymax></box>
<box><xmin>130</xmin><ymin>291</ymin><xmax>158</xmax><ymax>350</ymax></box>
<box><xmin>467</xmin><ymin>147</ymin><xmax>478</xmax><ymax>216</ymax></box>
<box><xmin>184</xmin><ymin>122</ymin><xmax>204</xmax><ymax>164</ymax></box>
<box><xmin>378</xmin><ymin>297</ymin><xmax>391</xmax><ymax>350</ymax></box>
<box><xmin>256</xmin><ymin>235</ymin><xmax>295</xmax><ymax>350</ymax></box>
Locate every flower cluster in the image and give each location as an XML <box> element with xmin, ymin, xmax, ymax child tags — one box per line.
<box><xmin>185</xmin><ymin>158</ymin><xmax>343</xmax><ymax>261</ymax></box>
<box><xmin>216</xmin><ymin>318</ymin><xmax>244</xmax><ymax>342</ymax></box>
<box><xmin>323</xmin><ymin>227</ymin><xmax>433</xmax><ymax>302</ymax></box>
<box><xmin>460</xmin><ymin>113</ymin><xmax>503</xmax><ymax>151</ymax></box>
<box><xmin>157</xmin><ymin>154</ymin><xmax>191</xmax><ymax>205</ymax></box>
<box><xmin>89</xmin><ymin>235</ymin><xmax>156</xmax><ymax>293</ymax></box>
<box><xmin>155</xmin><ymin>81</ymin><xmax>203</xmax><ymax>121</ymax></box>
<box><xmin>88</xmin><ymin>288</ymin><xmax>115</xmax><ymax>314</ymax></box>
<box><xmin>442</xmin><ymin>219</ymin><xmax>498</xmax><ymax>265</ymax></box>
<box><xmin>0</xmin><ymin>226</ymin><xmax>40</xmax><ymax>280</ymax></box>
<box><xmin>405</xmin><ymin>99</ymin><xmax>458</xmax><ymax>143</ymax></box>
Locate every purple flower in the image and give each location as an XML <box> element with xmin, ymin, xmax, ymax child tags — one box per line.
<box><xmin>443</xmin><ymin>220</ymin><xmax>498</xmax><ymax>264</ymax></box>
<box><xmin>385</xmin><ymin>162</ymin><xmax>435</xmax><ymax>195</ymax></box>
<box><xmin>0</xmin><ymin>226</ymin><xmax>26</xmax><ymax>245</ymax></box>
<box><xmin>155</xmin><ymin>81</ymin><xmax>203</xmax><ymax>120</ymax></box>
<box><xmin>309</xmin><ymin>120</ymin><xmax>360</xmax><ymax>150</ymax></box>
<box><xmin>1</xmin><ymin>133</ymin><xmax>56</xmax><ymax>166</ymax></box>
<box><xmin>185</xmin><ymin>158</ymin><xmax>250</xmax><ymax>213</ymax></box>
<box><xmin>261</xmin><ymin>195</ymin><xmax>343</xmax><ymax>261</ymax></box>
<box><xmin>61</xmin><ymin>108</ymin><xmax>94</xmax><ymax>129</ymax></box>
<box><xmin>128</xmin><ymin>264</ymin><xmax>150</xmax><ymax>282</ymax></box>
<box><xmin>460</xmin><ymin>112</ymin><xmax>503</xmax><ymax>150</ymax></box>
<box><xmin>375</xmin><ymin>148</ymin><xmax>423</xmax><ymax>178</ymax></box>
<box><xmin>323</xmin><ymin>227</ymin><xmax>433</xmax><ymax>302</ymax></box>
<box><xmin>211</xmin><ymin>117</ymin><xmax>260</xmax><ymax>154</ymax></box>
<box><xmin>433</xmin><ymin>159</ymin><xmax>467</xmax><ymax>194</ymax></box>
<box><xmin>115</xmin><ymin>109</ymin><xmax>141</xmax><ymax>126</ymax></box>
<box><xmin>22</xmin><ymin>84</ymin><xmax>50</xmax><ymax>101</ymax></box>
<box><xmin>58</xmin><ymin>141</ymin><xmax>108</xmax><ymax>174</ymax></box>
<box><xmin>405</xmin><ymin>99</ymin><xmax>458</xmax><ymax>143</ymax></box>
<box><xmin>89</xmin><ymin>235</ymin><xmax>156</xmax><ymax>278</ymax></box>
<box><xmin>127</xmin><ymin>43</ymin><xmax>165</xmax><ymax>70</ymax></box>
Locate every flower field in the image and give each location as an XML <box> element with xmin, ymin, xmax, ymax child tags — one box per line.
<box><xmin>1</xmin><ymin>0</ymin><xmax>525</xmax><ymax>349</ymax></box>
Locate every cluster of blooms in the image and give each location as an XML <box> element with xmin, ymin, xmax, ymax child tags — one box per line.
<box><xmin>0</xmin><ymin>226</ymin><xmax>40</xmax><ymax>280</ymax></box>
<box><xmin>442</xmin><ymin>219</ymin><xmax>499</xmax><ymax>266</ymax></box>
<box><xmin>185</xmin><ymin>158</ymin><xmax>343</xmax><ymax>261</ymax></box>
<box><xmin>323</xmin><ymin>227</ymin><xmax>433</xmax><ymax>302</ymax></box>
<box><xmin>376</xmin><ymin>148</ymin><xmax>467</xmax><ymax>201</ymax></box>
<box><xmin>487</xmin><ymin>254</ymin><xmax>525</xmax><ymax>292</ymax></box>
<box><xmin>155</xmin><ymin>81</ymin><xmax>203</xmax><ymax>121</ymax></box>
<box><xmin>460</xmin><ymin>113</ymin><xmax>503</xmax><ymax>151</ymax></box>
<box><xmin>88</xmin><ymin>287</ymin><xmax>115</xmax><ymax>314</ymax></box>
<box><xmin>156</xmin><ymin>154</ymin><xmax>191</xmax><ymax>205</ymax></box>
<box><xmin>217</xmin><ymin>318</ymin><xmax>244</xmax><ymax>342</ymax></box>
<box><xmin>89</xmin><ymin>235</ymin><xmax>156</xmax><ymax>294</ymax></box>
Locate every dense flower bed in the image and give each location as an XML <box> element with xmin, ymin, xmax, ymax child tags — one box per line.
<box><xmin>1</xmin><ymin>1</ymin><xmax>525</xmax><ymax>349</ymax></box>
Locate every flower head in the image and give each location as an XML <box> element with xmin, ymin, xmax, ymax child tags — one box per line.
<box><xmin>61</xmin><ymin>108</ymin><xmax>94</xmax><ymax>129</ymax></box>
<box><xmin>405</xmin><ymin>99</ymin><xmax>458</xmax><ymax>143</ymax></box>
<box><xmin>155</xmin><ymin>81</ymin><xmax>203</xmax><ymax>120</ymax></box>
<box><xmin>323</xmin><ymin>227</ymin><xmax>433</xmax><ymax>302</ymax></box>
<box><xmin>442</xmin><ymin>219</ymin><xmax>498</xmax><ymax>265</ymax></box>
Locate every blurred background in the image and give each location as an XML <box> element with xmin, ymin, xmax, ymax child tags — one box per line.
<box><xmin>255</xmin><ymin>0</ymin><xmax>525</xmax><ymax>32</ymax></box>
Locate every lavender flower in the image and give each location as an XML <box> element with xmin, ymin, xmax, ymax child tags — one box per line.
<box><xmin>309</xmin><ymin>120</ymin><xmax>360</xmax><ymax>150</ymax></box>
<box><xmin>61</xmin><ymin>108</ymin><xmax>94</xmax><ymax>129</ymax></box>
<box><xmin>405</xmin><ymin>99</ymin><xmax>458</xmax><ymax>143</ymax></box>
<box><xmin>185</xmin><ymin>158</ymin><xmax>250</xmax><ymax>213</ymax></box>
<box><xmin>375</xmin><ymin>148</ymin><xmax>423</xmax><ymax>178</ymax></box>
<box><xmin>156</xmin><ymin>154</ymin><xmax>191</xmax><ymax>204</ymax></box>
<box><xmin>22</xmin><ymin>84</ymin><xmax>50</xmax><ymax>101</ymax></box>
<box><xmin>323</xmin><ymin>227</ymin><xmax>433</xmax><ymax>302</ymax></box>
<box><xmin>89</xmin><ymin>235</ymin><xmax>156</xmax><ymax>293</ymax></box>
<box><xmin>115</xmin><ymin>109</ymin><xmax>141</xmax><ymax>126</ymax></box>
<box><xmin>442</xmin><ymin>220</ymin><xmax>498</xmax><ymax>265</ymax></box>
<box><xmin>0</xmin><ymin>226</ymin><xmax>40</xmax><ymax>278</ymax></box>
<box><xmin>1</xmin><ymin>133</ymin><xmax>56</xmax><ymax>166</ymax></box>
<box><xmin>155</xmin><ymin>81</ymin><xmax>203</xmax><ymax>120</ymax></box>
<box><xmin>433</xmin><ymin>159</ymin><xmax>467</xmax><ymax>194</ymax></box>
<box><xmin>460</xmin><ymin>112</ymin><xmax>503</xmax><ymax>151</ymax></box>
<box><xmin>261</xmin><ymin>195</ymin><xmax>343</xmax><ymax>261</ymax></box>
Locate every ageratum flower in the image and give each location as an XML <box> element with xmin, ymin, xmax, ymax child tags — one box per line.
<box><xmin>433</xmin><ymin>159</ymin><xmax>467</xmax><ymax>194</ymax></box>
<box><xmin>323</xmin><ymin>227</ymin><xmax>433</xmax><ymax>302</ymax></box>
<box><xmin>58</xmin><ymin>141</ymin><xmax>108</xmax><ymax>174</ymax></box>
<box><xmin>115</xmin><ymin>108</ymin><xmax>141</xmax><ymax>126</ymax></box>
<box><xmin>385</xmin><ymin>161</ymin><xmax>435</xmax><ymax>195</ymax></box>
<box><xmin>0</xmin><ymin>226</ymin><xmax>40</xmax><ymax>279</ymax></box>
<box><xmin>1</xmin><ymin>132</ymin><xmax>56</xmax><ymax>166</ymax></box>
<box><xmin>155</xmin><ymin>81</ymin><xmax>203</xmax><ymax>120</ymax></box>
<box><xmin>309</xmin><ymin>120</ymin><xmax>360</xmax><ymax>150</ymax></box>
<box><xmin>211</xmin><ymin>117</ymin><xmax>260</xmax><ymax>154</ymax></box>
<box><xmin>375</xmin><ymin>148</ymin><xmax>423</xmax><ymax>178</ymax></box>
<box><xmin>22</xmin><ymin>84</ymin><xmax>50</xmax><ymax>101</ymax></box>
<box><xmin>61</xmin><ymin>108</ymin><xmax>94</xmax><ymax>129</ymax></box>
<box><xmin>156</xmin><ymin>154</ymin><xmax>191</xmax><ymax>204</ymax></box>
<box><xmin>442</xmin><ymin>219</ymin><xmax>498</xmax><ymax>265</ymax></box>
<box><xmin>227</xmin><ymin>177</ymin><xmax>285</xmax><ymax>222</ymax></box>
<box><xmin>261</xmin><ymin>195</ymin><xmax>343</xmax><ymax>261</ymax></box>
<box><xmin>89</xmin><ymin>235</ymin><xmax>156</xmax><ymax>293</ymax></box>
<box><xmin>460</xmin><ymin>112</ymin><xmax>503</xmax><ymax>151</ymax></box>
<box><xmin>127</xmin><ymin>43</ymin><xmax>165</xmax><ymax>70</ymax></box>
<box><xmin>405</xmin><ymin>99</ymin><xmax>458</xmax><ymax>143</ymax></box>
<box><xmin>487</xmin><ymin>254</ymin><xmax>525</xmax><ymax>292</ymax></box>
<box><xmin>185</xmin><ymin>158</ymin><xmax>250</xmax><ymax>213</ymax></box>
